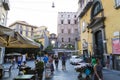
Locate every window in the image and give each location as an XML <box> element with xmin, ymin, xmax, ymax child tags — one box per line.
<box><xmin>68</xmin><ymin>15</ymin><xmax>70</xmax><ymax>18</ymax></box>
<box><xmin>68</xmin><ymin>19</ymin><xmax>70</xmax><ymax>24</ymax></box>
<box><xmin>61</xmin><ymin>15</ymin><xmax>63</xmax><ymax>17</ymax></box>
<box><xmin>82</xmin><ymin>21</ymin><xmax>86</xmax><ymax>32</ymax></box>
<box><xmin>75</xmin><ymin>29</ymin><xmax>78</xmax><ymax>33</ymax></box>
<box><xmin>20</xmin><ymin>25</ymin><xmax>23</xmax><ymax>35</ymax></box>
<box><xmin>74</xmin><ymin>20</ymin><xmax>77</xmax><ymax>24</ymax></box>
<box><xmin>80</xmin><ymin>0</ymin><xmax>84</xmax><ymax>8</ymax></box>
<box><xmin>68</xmin><ymin>38</ymin><xmax>71</xmax><ymax>42</ymax></box>
<box><xmin>115</xmin><ymin>0</ymin><xmax>120</xmax><ymax>8</ymax></box>
<box><xmin>26</xmin><ymin>27</ymin><xmax>28</xmax><ymax>36</ymax></box>
<box><xmin>61</xmin><ymin>29</ymin><xmax>64</xmax><ymax>33</ymax></box>
<box><xmin>74</xmin><ymin>15</ymin><xmax>76</xmax><ymax>18</ymax></box>
<box><xmin>62</xmin><ymin>38</ymin><xmax>64</xmax><ymax>42</ymax></box>
<box><xmin>1</xmin><ymin>14</ymin><xmax>5</xmax><ymax>25</ymax></box>
<box><xmin>91</xmin><ymin>1</ymin><xmax>102</xmax><ymax>18</ymax></box>
<box><xmin>68</xmin><ymin>29</ymin><xmax>71</xmax><ymax>34</ymax></box>
<box><xmin>61</xmin><ymin>20</ymin><xmax>64</xmax><ymax>24</ymax></box>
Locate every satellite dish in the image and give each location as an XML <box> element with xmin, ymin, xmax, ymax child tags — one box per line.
<box><xmin>52</xmin><ymin>2</ymin><xmax>55</xmax><ymax>8</ymax></box>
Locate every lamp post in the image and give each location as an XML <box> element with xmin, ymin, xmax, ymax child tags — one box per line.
<box><xmin>51</xmin><ymin>40</ymin><xmax>55</xmax><ymax>48</ymax></box>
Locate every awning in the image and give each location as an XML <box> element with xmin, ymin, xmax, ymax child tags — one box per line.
<box><xmin>0</xmin><ymin>25</ymin><xmax>40</xmax><ymax>48</ymax></box>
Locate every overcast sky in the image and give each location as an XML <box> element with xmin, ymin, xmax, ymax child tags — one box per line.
<box><xmin>7</xmin><ymin>0</ymin><xmax>78</xmax><ymax>34</ymax></box>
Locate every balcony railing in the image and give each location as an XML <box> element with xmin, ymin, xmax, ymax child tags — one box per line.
<box><xmin>77</xmin><ymin>0</ymin><xmax>93</xmax><ymax>18</ymax></box>
<box><xmin>2</xmin><ymin>0</ymin><xmax>10</xmax><ymax>10</ymax></box>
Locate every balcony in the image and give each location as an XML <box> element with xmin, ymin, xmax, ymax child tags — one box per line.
<box><xmin>2</xmin><ymin>0</ymin><xmax>10</xmax><ymax>10</ymax></box>
<box><xmin>77</xmin><ymin>0</ymin><xmax>93</xmax><ymax>18</ymax></box>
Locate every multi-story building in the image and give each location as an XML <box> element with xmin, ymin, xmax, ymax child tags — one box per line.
<box><xmin>9</xmin><ymin>21</ymin><xmax>37</xmax><ymax>39</ymax></box>
<box><xmin>77</xmin><ymin>0</ymin><xmax>120</xmax><ymax>70</ymax></box>
<box><xmin>34</xmin><ymin>26</ymin><xmax>50</xmax><ymax>49</ymax></box>
<box><xmin>57</xmin><ymin>12</ymin><xmax>79</xmax><ymax>49</ymax></box>
<box><xmin>0</xmin><ymin>0</ymin><xmax>10</xmax><ymax>64</ymax></box>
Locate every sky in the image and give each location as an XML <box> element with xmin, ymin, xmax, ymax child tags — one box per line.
<box><xmin>7</xmin><ymin>0</ymin><xmax>78</xmax><ymax>34</ymax></box>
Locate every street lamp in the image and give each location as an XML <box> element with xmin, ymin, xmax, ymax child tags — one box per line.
<box><xmin>51</xmin><ymin>40</ymin><xmax>55</xmax><ymax>47</ymax></box>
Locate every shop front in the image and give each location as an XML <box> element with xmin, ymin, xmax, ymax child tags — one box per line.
<box><xmin>112</xmin><ymin>38</ymin><xmax>120</xmax><ymax>70</ymax></box>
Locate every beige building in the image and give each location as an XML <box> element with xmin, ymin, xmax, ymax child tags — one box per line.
<box><xmin>57</xmin><ymin>12</ymin><xmax>79</xmax><ymax>49</ymax></box>
<box><xmin>9</xmin><ymin>21</ymin><xmax>37</xmax><ymax>39</ymax></box>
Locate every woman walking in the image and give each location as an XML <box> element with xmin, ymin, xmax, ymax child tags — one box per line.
<box><xmin>93</xmin><ymin>58</ymin><xmax>103</xmax><ymax>80</ymax></box>
<box><xmin>54</xmin><ymin>55</ymin><xmax>59</xmax><ymax>69</ymax></box>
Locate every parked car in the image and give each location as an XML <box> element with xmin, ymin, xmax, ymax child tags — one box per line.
<box><xmin>70</xmin><ymin>55</ymin><xmax>84</xmax><ymax>65</ymax></box>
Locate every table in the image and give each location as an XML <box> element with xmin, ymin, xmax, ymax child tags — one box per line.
<box><xmin>14</xmin><ymin>74</ymin><xmax>35</xmax><ymax>80</ymax></box>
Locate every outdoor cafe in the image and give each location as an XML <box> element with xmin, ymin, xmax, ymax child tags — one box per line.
<box><xmin>0</xmin><ymin>25</ymin><xmax>40</xmax><ymax>79</ymax></box>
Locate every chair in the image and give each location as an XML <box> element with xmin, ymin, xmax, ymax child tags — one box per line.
<box><xmin>3</xmin><ymin>65</ymin><xmax>12</xmax><ymax>77</ymax></box>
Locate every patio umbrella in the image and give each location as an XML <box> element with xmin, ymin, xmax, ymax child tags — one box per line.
<box><xmin>0</xmin><ymin>25</ymin><xmax>40</xmax><ymax>48</ymax></box>
<box><xmin>6</xmin><ymin>32</ymin><xmax>40</xmax><ymax>48</ymax></box>
<box><xmin>5</xmin><ymin>53</ymin><xmax>21</xmax><ymax>56</ymax></box>
<box><xmin>0</xmin><ymin>25</ymin><xmax>16</xmax><ymax>47</ymax></box>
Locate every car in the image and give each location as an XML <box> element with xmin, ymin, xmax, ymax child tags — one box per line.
<box><xmin>70</xmin><ymin>55</ymin><xmax>83</xmax><ymax>65</ymax></box>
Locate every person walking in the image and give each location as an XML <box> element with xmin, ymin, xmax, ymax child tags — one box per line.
<box><xmin>17</xmin><ymin>55</ymin><xmax>22</xmax><ymax>68</ymax></box>
<box><xmin>106</xmin><ymin>56</ymin><xmax>110</xmax><ymax>69</ymax></box>
<box><xmin>43</xmin><ymin>53</ymin><xmax>49</xmax><ymax>67</ymax></box>
<box><xmin>61</xmin><ymin>54</ymin><xmax>66</xmax><ymax>70</ymax></box>
<box><xmin>48</xmin><ymin>54</ymin><xmax>54</xmax><ymax>74</ymax></box>
<box><xmin>12</xmin><ymin>57</ymin><xmax>16</xmax><ymax>69</ymax></box>
<box><xmin>54</xmin><ymin>55</ymin><xmax>59</xmax><ymax>69</ymax></box>
<box><xmin>93</xmin><ymin>58</ymin><xmax>103</xmax><ymax>80</ymax></box>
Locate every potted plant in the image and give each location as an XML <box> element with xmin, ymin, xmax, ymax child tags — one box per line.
<box><xmin>36</xmin><ymin>61</ymin><xmax>44</xmax><ymax>80</ymax></box>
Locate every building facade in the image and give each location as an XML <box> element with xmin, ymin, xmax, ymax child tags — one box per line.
<box><xmin>9</xmin><ymin>21</ymin><xmax>37</xmax><ymax>39</ymax></box>
<box><xmin>77</xmin><ymin>0</ymin><xmax>120</xmax><ymax>69</ymax></box>
<box><xmin>0</xmin><ymin>0</ymin><xmax>10</xmax><ymax>64</ymax></box>
<box><xmin>57</xmin><ymin>12</ymin><xmax>79</xmax><ymax>49</ymax></box>
<box><xmin>34</xmin><ymin>26</ymin><xmax>50</xmax><ymax>49</ymax></box>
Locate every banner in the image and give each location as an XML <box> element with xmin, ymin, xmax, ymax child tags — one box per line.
<box><xmin>112</xmin><ymin>38</ymin><xmax>120</xmax><ymax>54</ymax></box>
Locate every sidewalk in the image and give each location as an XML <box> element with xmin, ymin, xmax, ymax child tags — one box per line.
<box><xmin>103</xmin><ymin>67</ymin><xmax>120</xmax><ymax>80</ymax></box>
<box><xmin>103</xmin><ymin>67</ymin><xmax>120</xmax><ymax>74</ymax></box>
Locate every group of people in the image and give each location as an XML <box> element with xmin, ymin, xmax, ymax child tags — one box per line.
<box><xmin>42</xmin><ymin>53</ymin><xmax>67</xmax><ymax>74</ymax></box>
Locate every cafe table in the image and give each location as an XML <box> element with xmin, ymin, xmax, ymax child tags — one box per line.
<box><xmin>14</xmin><ymin>74</ymin><xmax>35</xmax><ymax>80</ymax></box>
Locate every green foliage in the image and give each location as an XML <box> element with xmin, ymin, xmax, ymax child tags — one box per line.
<box><xmin>36</xmin><ymin>61</ymin><xmax>44</xmax><ymax>69</ymax></box>
<box><xmin>45</xmin><ymin>45</ymin><xmax>53</xmax><ymax>51</ymax></box>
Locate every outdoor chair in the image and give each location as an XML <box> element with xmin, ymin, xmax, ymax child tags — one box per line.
<box><xmin>3</xmin><ymin>65</ymin><xmax>12</xmax><ymax>77</ymax></box>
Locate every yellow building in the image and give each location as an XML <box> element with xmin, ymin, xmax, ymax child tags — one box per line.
<box><xmin>77</xmin><ymin>0</ymin><xmax>120</xmax><ymax>68</ymax></box>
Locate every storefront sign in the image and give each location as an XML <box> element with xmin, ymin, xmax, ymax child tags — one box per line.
<box><xmin>112</xmin><ymin>38</ymin><xmax>120</xmax><ymax>54</ymax></box>
<box><xmin>113</xmin><ymin>31</ymin><xmax>120</xmax><ymax>37</ymax></box>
